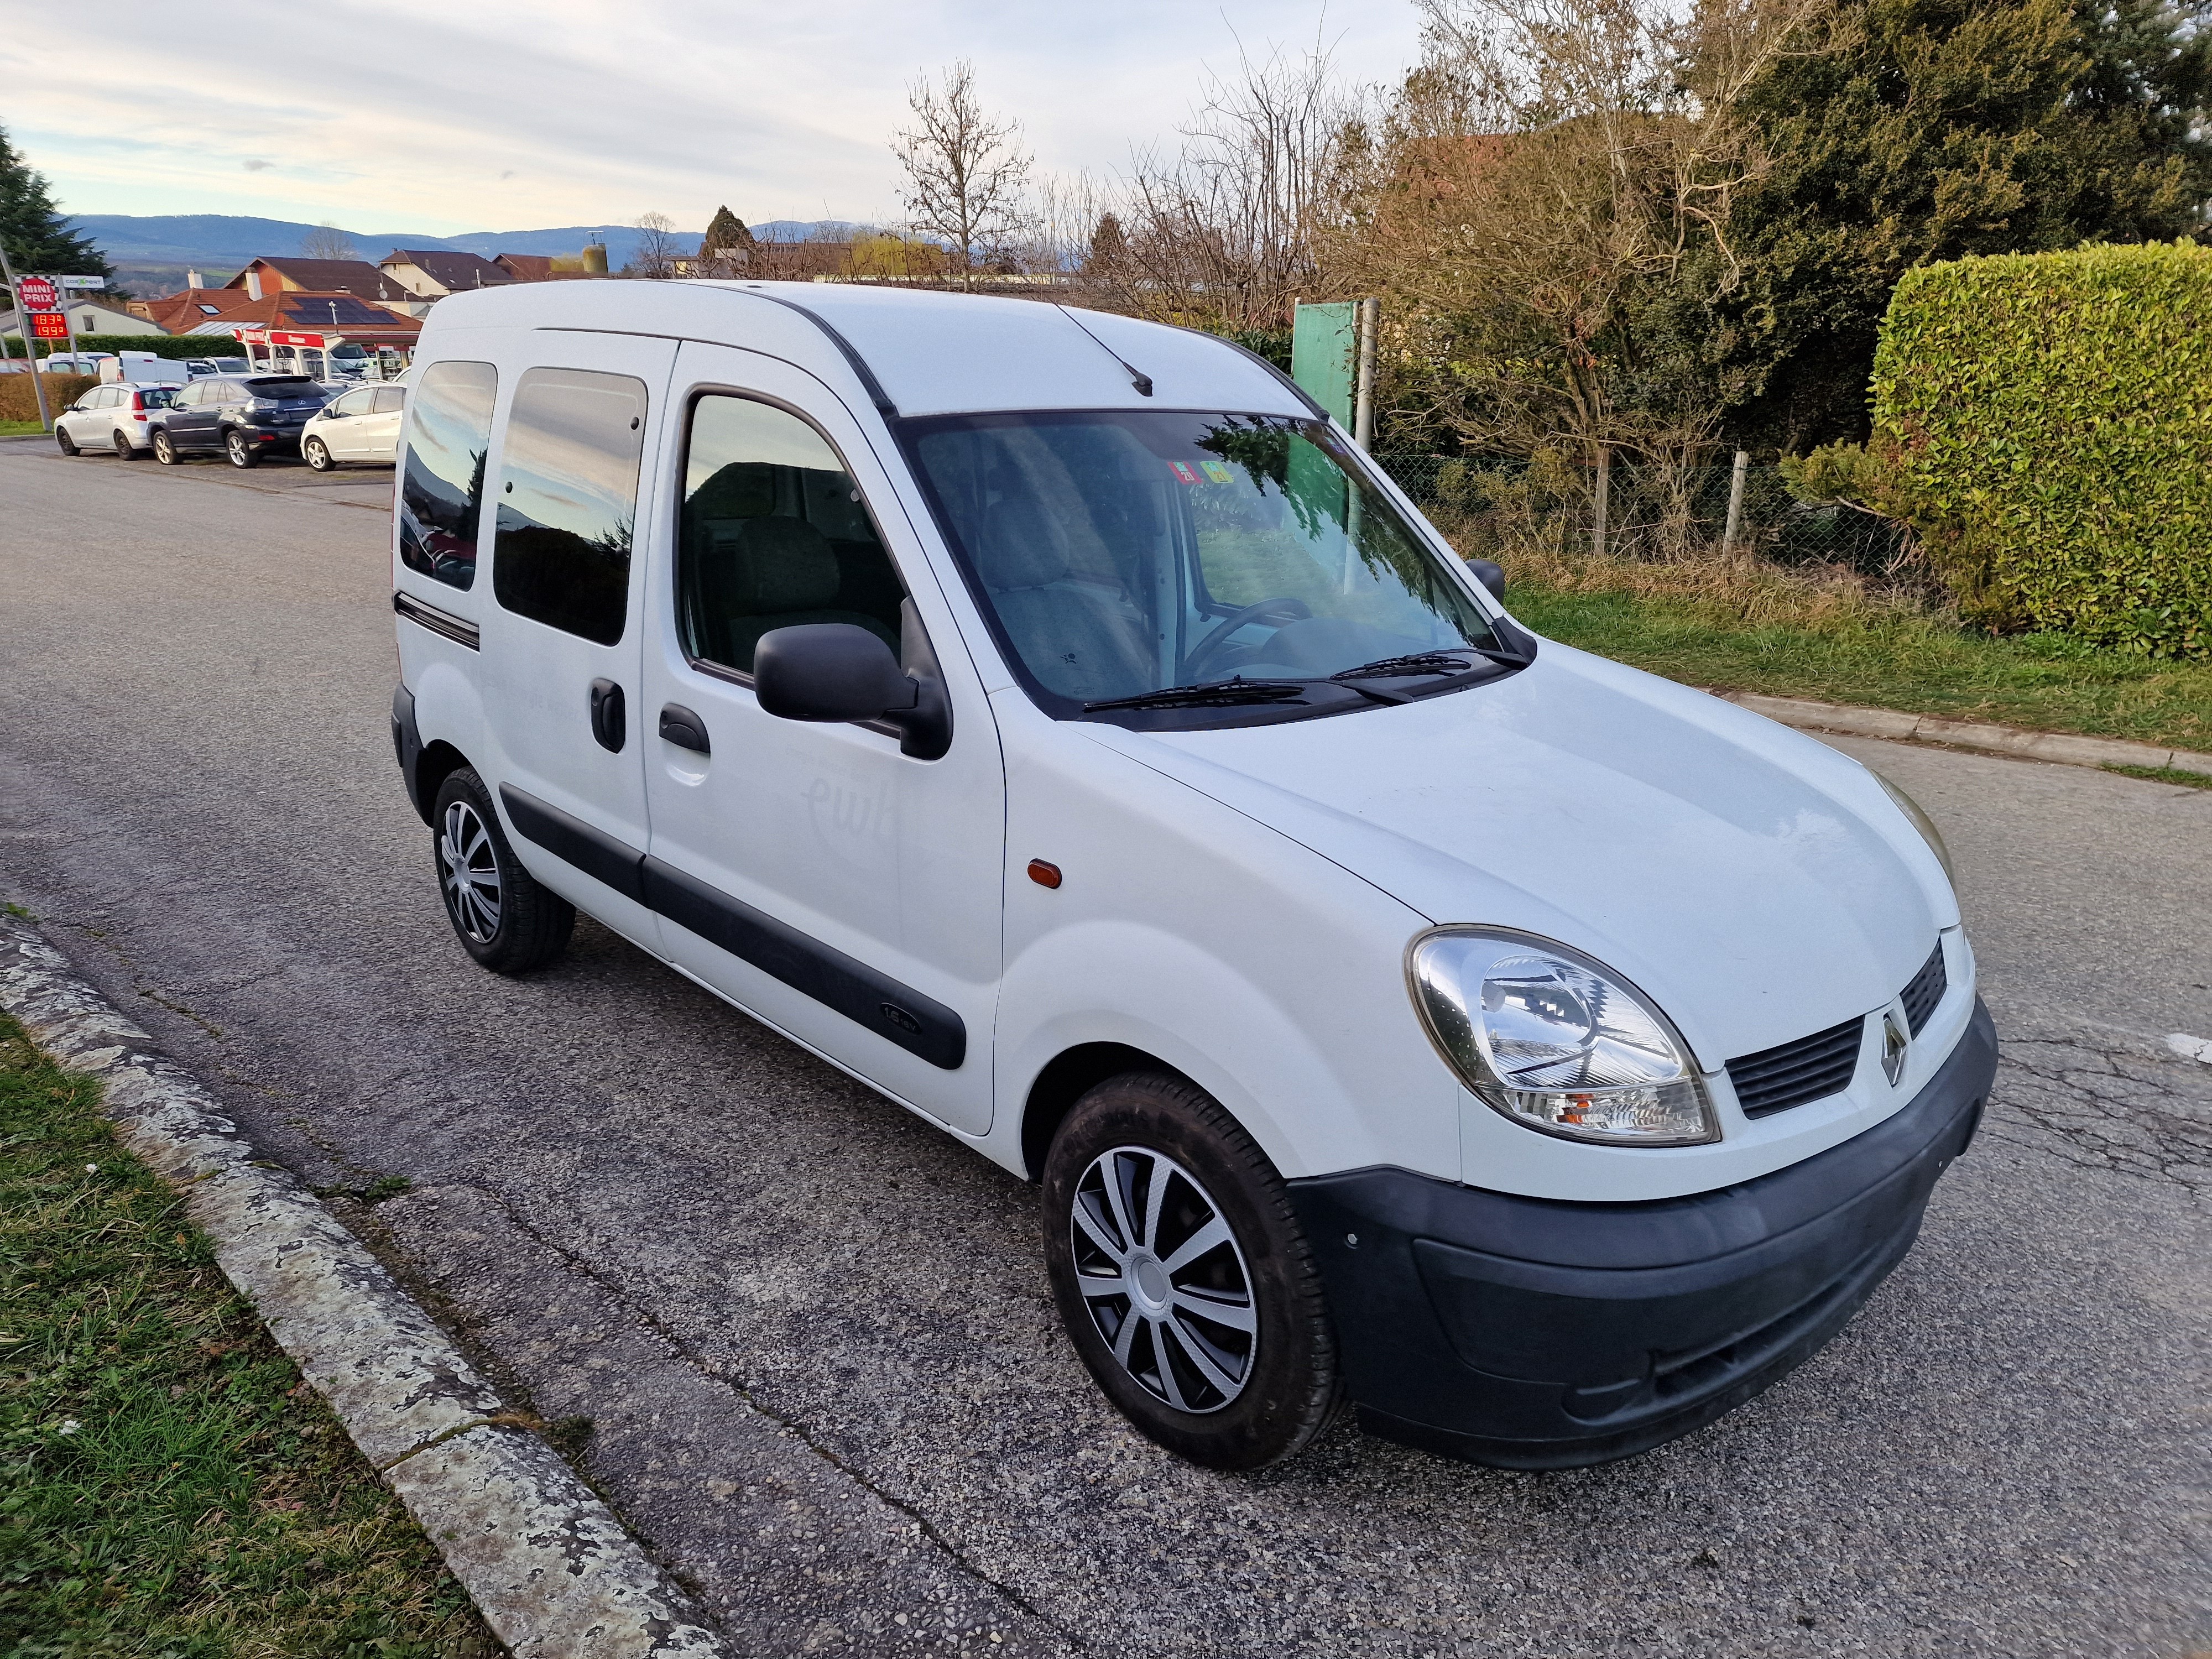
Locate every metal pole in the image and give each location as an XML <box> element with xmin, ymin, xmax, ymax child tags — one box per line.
<box><xmin>59</xmin><ymin>281</ymin><xmax>81</xmax><ymax>372</ymax></box>
<box><xmin>1353</xmin><ymin>296</ymin><xmax>1379</xmax><ymax>452</ymax></box>
<box><xmin>1592</xmin><ymin>446</ymin><xmax>1611</xmax><ymax>558</ymax></box>
<box><xmin>0</xmin><ymin>244</ymin><xmax>53</xmax><ymax>430</ymax></box>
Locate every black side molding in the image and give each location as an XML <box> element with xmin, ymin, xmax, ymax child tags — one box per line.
<box><xmin>495</xmin><ymin>784</ymin><xmax>964</xmax><ymax>1070</ymax></box>
<box><xmin>390</xmin><ymin>683</ymin><xmax>427</xmax><ymax>823</ymax></box>
<box><xmin>497</xmin><ymin>785</ymin><xmax>645</xmax><ymax>903</ymax></box>
<box><xmin>394</xmin><ymin>591</ymin><xmax>479</xmax><ymax>650</ymax></box>
<box><xmin>641</xmin><ymin>857</ymin><xmax>965</xmax><ymax>1070</ymax></box>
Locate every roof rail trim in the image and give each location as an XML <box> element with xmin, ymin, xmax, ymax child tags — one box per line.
<box><xmin>735</xmin><ymin>289</ymin><xmax>900</xmax><ymax>419</ymax></box>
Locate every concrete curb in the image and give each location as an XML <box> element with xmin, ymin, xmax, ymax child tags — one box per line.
<box><xmin>0</xmin><ymin>912</ymin><xmax>730</xmax><ymax>1659</ymax></box>
<box><xmin>1716</xmin><ymin>691</ymin><xmax>2212</xmax><ymax>778</ymax></box>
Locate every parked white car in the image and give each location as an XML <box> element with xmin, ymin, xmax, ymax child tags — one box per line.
<box><xmin>389</xmin><ymin>282</ymin><xmax>1996</xmax><ymax>1472</ymax></box>
<box><xmin>53</xmin><ymin>380</ymin><xmax>178</xmax><ymax>458</ymax></box>
<box><xmin>302</xmin><ymin>379</ymin><xmax>408</xmax><ymax>469</ymax></box>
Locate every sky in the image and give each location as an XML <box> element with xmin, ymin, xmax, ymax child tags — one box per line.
<box><xmin>2</xmin><ymin>1</ymin><xmax>1423</xmax><ymax>235</ymax></box>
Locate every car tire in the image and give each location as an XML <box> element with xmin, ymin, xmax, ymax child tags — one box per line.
<box><xmin>113</xmin><ymin>428</ymin><xmax>138</xmax><ymax>459</ymax></box>
<box><xmin>152</xmin><ymin>429</ymin><xmax>177</xmax><ymax>465</ymax></box>
<box><xmin>303</xmin><ymin>435</ymin><xmax>335</xmax><ymax>472</ymax></box>
<box><xmin>224</xmin><ymin>429</ymin><xmax>260</xmax><ymax>468</ymax></box>
<box><xmin>55</xmin><ymin>426</ymin><xmax>79</xmax><ymax>456</ymax></box>
<box><xmin>1042</xmin><ymin>1071</ymin><xmax>1343</xmax><ymax>1470</ymax></box>
<box><xmin>430</xmin><ymin>767</ymin><xmax>575</xmax><ymax>975</ymax></box>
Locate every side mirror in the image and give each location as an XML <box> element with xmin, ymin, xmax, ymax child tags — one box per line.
<box><xmin>1466</xmin><ymin>559</ymin><xmax>1506</xmax><ymax>603</ymax></box>
<box><xmin>753</xmin><ymin>623</ymin><xmax>953</xmax><ymax>760</ymax></box>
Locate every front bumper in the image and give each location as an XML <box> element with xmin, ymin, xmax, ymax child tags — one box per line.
<box><xmin>1288</xmin><ymin>998</ymin><xmax>1998</xmax><ymax>1468</ymax></box>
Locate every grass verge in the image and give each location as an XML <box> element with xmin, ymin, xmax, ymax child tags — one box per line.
<box><xmin>1479</xmin><ymin>542</ymin><xmax>2212</xmax><ymax>754</ymax></box>
<box><xmin>0</xmin><ymin>422</ymin><xmax>49</xmax><ymax>438</ymax></box>
<box><xmin>2101</xmin><ymin>763</ymin><xmax>2212</xmax><ymax>790</ymax></box>
<box><xmin>0</xmin><ymin>1013</ymin><xmax>498</xmax><ymax>1657</ymax></box>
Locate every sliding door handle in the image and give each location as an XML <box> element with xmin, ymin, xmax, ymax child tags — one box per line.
<box><xmin>658</xmin><ymin>703</ymin><xmax>711</xmax><ymax>754</ymax></box>
<box><xmin>588</xmin><ymin>679</ymin><xmax>625</xmax><ymax>753</ymax></box>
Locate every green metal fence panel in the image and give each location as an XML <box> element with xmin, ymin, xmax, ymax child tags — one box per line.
<box><xmin>1291</xmin><ymin>302</ymin><xmax>1357</xmax><ymax>429</ymax></box>
<box><xmin>1371</xmin><ymin>455</ymin><xmax>1915</xmax><ymax>580</ymax></box>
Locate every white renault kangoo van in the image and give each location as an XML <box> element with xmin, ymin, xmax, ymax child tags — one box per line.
<box><xmin>389</xmin><ymin>281</ymin><xmax>1997</xmax><ymax>1471</ymax></box>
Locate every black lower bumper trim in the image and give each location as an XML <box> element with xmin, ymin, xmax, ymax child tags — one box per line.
<box><xmin>1289</xmin><ymin>998</ymin><xmax>1997</xmax><ymax>1468</ymax></box>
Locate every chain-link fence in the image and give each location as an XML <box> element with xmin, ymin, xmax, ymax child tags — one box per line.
<box><xmin>1373</xmin><ymin>455</ymin><xmax>1914</xmax><ymax>580</ymax></box>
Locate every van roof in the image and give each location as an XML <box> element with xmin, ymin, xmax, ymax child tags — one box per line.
<box><xmin>416</xmin><ymin>279</ymin><xmax>1313</xmax><ymax>422</ymax></box>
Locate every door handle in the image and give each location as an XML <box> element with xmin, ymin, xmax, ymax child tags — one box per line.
<box><xmin>658</xmin><ymin>703</ymin><xmax>711</xmax><ymax>754</ymax></box>
<box><xmin>588</xmin><ymin>679</ymin><xmax>625</xmax><ymax>752</ymax></box>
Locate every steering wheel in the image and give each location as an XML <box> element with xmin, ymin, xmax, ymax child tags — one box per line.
<box><xmin>1184</xmin><ymin>597</ymin><xmax>1312</xmax><ymax>682</ymax></box>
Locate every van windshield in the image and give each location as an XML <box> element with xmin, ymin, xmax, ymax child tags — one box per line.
<box><xmin>901</xmin><ymin>410</ymin><xmax>1520</xmax><ymax>726</ymax></box>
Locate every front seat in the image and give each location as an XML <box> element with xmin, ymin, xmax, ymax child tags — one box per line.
<box><xmin>691</xmin><ymin>515</ymin><xmax>899</xmax><ymax>673</ymax></box>
<box><xmin>972</xmin><ymin>498</ymin><xmax>1154</xmax><ymax>702</ymax></box>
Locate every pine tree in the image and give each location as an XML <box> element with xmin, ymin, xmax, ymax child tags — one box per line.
<box><xmin>698</xmin><ymin>205</ymin><xmax>754</xmax><ymax>258</ymax></box>
<box><xmin>0</xmin><ymin>126</ymin><xmax>111</xmax><ymax>279</ymax></box>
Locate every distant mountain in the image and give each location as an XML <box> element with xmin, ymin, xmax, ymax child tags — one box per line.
<box><xmin>65</xmin><ymin>214</ymin><xmax>875</xmax><ymax>276</ymax></box>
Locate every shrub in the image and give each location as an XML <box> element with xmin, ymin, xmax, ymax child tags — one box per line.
<box><xmin>4</xmin><ymin>333</ymin><xmax>212</xmax><ymax>361</ymax></box>
<box><xmin>1872</xmin><ymin>241</ymin><xmax>2212</xmax><ymax>656</ymax></box>
<box><xmin>0</xmin><ymin>372</ymin><xmax>96</xmax><ymax>421</ymax></box>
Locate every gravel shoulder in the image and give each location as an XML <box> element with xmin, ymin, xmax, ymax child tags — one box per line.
<box><xmin>2</xmin><ymin>445</ymin><xmax>2206</xmax><ymax>1658</ymax></box>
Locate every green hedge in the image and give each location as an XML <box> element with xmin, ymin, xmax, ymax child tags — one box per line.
<box><xmin>0</xmin><ymin>373</ymin><xmax>97</xmax><ymax>422</ymax></box>
<box><xmin>3</xmin><ymin>334</ymin><xmax>221</xmax><ymax>360</ymax></box>
<box><xmin>1874</xmin><ymin>241</ymin><xmax>2212</xmax><ymax>656</ymax></box>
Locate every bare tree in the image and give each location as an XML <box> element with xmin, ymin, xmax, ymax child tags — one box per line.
<box><xmin>891</xmin><ymin>60</ymin><xmax>1035</xmax><ymax>285</ymax></box>
<box><xmin>300</xmin><ymin>221</ymin><xmax>357</xmax><ymax>260</ymax></box>
<box><xmin>627</xmin><ymin>211</ymin><xmax>682</xmax><ymax>280</ymax></box>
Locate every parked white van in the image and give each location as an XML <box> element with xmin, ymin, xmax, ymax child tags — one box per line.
<box><xmin>389</xmin><ymin>281</ymin><xmax>1996</xmax><ymax>1471</ymax></box>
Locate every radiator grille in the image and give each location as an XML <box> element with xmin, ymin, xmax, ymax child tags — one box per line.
<box><xmin>1899</xmin><ymin>941</ymin><xmax>1948</xmax><ymax>1037</ymax></box>
<box><xmin>1727</xmin><ymin>1017</ymin><xmax>1864</xmax><ymax>1119</ymax></box>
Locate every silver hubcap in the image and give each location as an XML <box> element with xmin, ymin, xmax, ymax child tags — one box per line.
<box><xmin>437</xmin><ymin>800</ymin><xmax>502</xmax><ymax>942</ymax></box>
<box><xmin>1071</xmin><ymin>1146</ymin><xmax>1257</xmax><ymax>1414</ymax></box>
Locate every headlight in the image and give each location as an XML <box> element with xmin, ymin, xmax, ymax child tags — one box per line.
<box><xmin>1408</xmin><ymin>928</ymin><xmax>1718</xmax><ymax>1146</ymax></box>
<box><xmin>1870</xmin><ymin>770</ymin><xmax>1954</xmax><ymax>886</ymax></box>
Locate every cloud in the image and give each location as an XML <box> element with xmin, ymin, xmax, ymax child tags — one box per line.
<box><xmin>3</xmin><ymin>1</ymin><xmax>1420</xmax><ymax>234</ymax></box>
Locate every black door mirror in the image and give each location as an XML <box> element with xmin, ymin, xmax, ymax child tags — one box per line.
<box><xmin>753</xmin><ymin>623</ymin><xmax>952</xmax><ymax>760</ymax></box>
<box><xmin>1466</xmin><ymin>559</ymin><xmax>1506</xmax><ymax>602</ymax></box>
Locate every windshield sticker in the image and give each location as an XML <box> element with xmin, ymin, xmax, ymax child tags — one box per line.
<box><xmin>1200</xmin><ymin>460</ymin><xmax>1235</xmax><ymax>484</ymax></box>
<box><xmin>1167</xmin><ymin>460</ymin><xmax>1202</xmax><ymax>484</ymax></box>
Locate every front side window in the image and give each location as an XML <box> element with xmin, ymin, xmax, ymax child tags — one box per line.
<box><xmin>398</xmin><ymin>360</ymin><xmax>496</xmax><ymax>591</ymax></box>
<box><xmin>678</xmin><ymin>395</ymin><xmax>905</xmax><ymax>675</ymax></box>
<box><xmin>492</xmin><ymin>368</ymin><xmax>646</xmax><ymax>645</ymax></box>
<box><xmin>902</xmin><ymin>410</ymin><xmax>1515</xmax><ymax>724</ymax></box>
<box><xmin>331</xmin><ymin>388</ymin><xmax>374</xmax><ymax>416</ymax></box>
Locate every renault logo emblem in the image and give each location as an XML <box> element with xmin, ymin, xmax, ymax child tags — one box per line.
<box><xmin>1881</xmin><ymin>1010</ymin><xmax>1910</xmax><ymax>1086</ymax></box>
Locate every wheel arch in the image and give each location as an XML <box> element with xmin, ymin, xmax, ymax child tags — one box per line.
<box><xmin>413</xmin><ymin>740</ymin><xmax>470</xmax><ymax>827</ymax></box>
<box><xmin>1019</xmin><ymin>1041</ymin><xmax>1198</xmax><ymax>1181</ymax></box>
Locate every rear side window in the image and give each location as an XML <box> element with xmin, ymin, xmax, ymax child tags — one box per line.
<box><xmin>678</xmin><ymin>395</ymin><xmax>905</xmax><ymax>675</ymax></box>
<box><xmin>493</xmin><ymin>368</ymin><xmax>647</xmax><ymax>646</ymax></box>
<box><xmin>399</xmin><ymin>361</ymin><xmax>497</xmax><ymax>591</ymax></box>
<box><xmin>373</xmin><ymin>387</ymin><xmax>406</xmax><ymax>414</ymax></box>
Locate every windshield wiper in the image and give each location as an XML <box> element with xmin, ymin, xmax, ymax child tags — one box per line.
<box><xmin>1332</xmin><ymin>641</ymin><xmax>1530</xmax><ymax>681</ymax></box>
<box><xmin>1083</xmin><ymin>677</ymin><xmax>1313</xmax><ymax>713</ymax></box>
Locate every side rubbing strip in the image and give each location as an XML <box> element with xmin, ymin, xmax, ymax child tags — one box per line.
<box><xmin>497</xmin><ymin>786</ymin><xmax>645</xmax><ymax>903</ymax></box>
<box><xmin>641</xmin><ymin>856</ymin><xmax>966</xmax><ymax>1070</ymax></box>
<box><xmin>394</xmin><ymin>591</ymin><xmax>481</xmax><ymax>650</ymax></box>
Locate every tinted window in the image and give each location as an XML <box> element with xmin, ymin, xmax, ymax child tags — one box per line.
<box><xmin>140</xmin><ymin>387</ymin><xmax>175</xmax><ymax>409</ymax></box>
<box><xmin>171</xmin><ymin>383</ymin><xmax>202</xmax><ymax>407</ymax></box>
<box><xmin>493</xmin><ymin>368</ymin><xmax>646</xmax><ymax>645</ymax></box>
<box><xmin>679</xmin><ymin>396</ymin><xmax>906</xmax><ymax>676</ymax></box>
<box><xmin>399</xmin><ymin>361</ymin><xmax>496</xmax><ymax>591</ymax></box>
<box><xmin>372</xmin><ymin>387</ymin><xmax>406</xmax><ymax>414</ymax></box>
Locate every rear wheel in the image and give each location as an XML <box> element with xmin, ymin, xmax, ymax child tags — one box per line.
<box><xmin>224</xmin><ymin>429</ymin><xmax>260</xmax><ymax>468</ymax></box>
<box><xmin>113</xmin><ymin>428</ymin><xmax>138</xmax><ymax>459</ymax></box>
<box><xmin>152</xmin><ymin>429</ymin><xmax>177</xmax><ymax>465</ymax></box>
<box><xmin>431</xmin><ymin>767</ymin><xmax>573</xmax><ymax>974</ymax></box>
<box><xmin>303</xmin><ymin>435</ymin><xmax>335</xmax><ymax>472</ymax></box>
<box><xmin>54</xmin><ymin>426</ymin><xmax>78</xmax><ymax>456</ymax></box>
<box><xmin>1042</xmin><ymin>1071</ymin><xmax>1342</xmax><ymax>1470</ymax></box>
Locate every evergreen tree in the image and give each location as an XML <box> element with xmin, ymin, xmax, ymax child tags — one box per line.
<box><xmin>1711</xmin><ymin>0</ymin><xmax>2212</xmax><ymax>452</ymax></box>
<box><xmin>0</xmin><ymin>126</ymin><xmax>111</xmax><ymax>279</ymax></box>
<box><xmin>698</xmin><ymin>205</ymin><xmax>754</xmax><ymax>258</ymax></box>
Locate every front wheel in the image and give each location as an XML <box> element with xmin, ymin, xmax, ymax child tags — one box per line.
<box><xmin>55</xmin><ymin>427</ymin><xmax>79</xmax><ymax>457</ymax></box>
<box><xmin>225</xmin><ymin>429</ymin><xmax>260</xmax><ymax>468</ymax></box>
<box><xmin>152</xmin><ymin>429</ymin><xmax>177</xmax><ymax>465</ymax></box>
<box><xmin>1042</xmin><ymin>1072</ymin><xmax>1342</xmax><ymax>1470</ymax></box>
<box><xmin>303</xmin><ymin>435</ymin><xmax>335</xmax><ymax>472</ymax></box>
<box><xmin>430</xmin><ymin>767</ymin><xmax>574</xmax><ymax>974</ymax></box>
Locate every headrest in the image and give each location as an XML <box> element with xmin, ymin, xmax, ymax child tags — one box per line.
<box><xmin>972</xmin><ymin>497</ymin><xmax>1069</xmax><ymax>590</ymax></box>
<box><xmin>709</xmin><ymin>516</ymin><xmax>840</xmax><ymax>611</ymax></box>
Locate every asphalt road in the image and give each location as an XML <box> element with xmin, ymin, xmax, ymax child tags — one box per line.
<box><xmin>4</xmin><ymin>435</ymin><xmax>2207</xmax><ymax>1657</ymax></box>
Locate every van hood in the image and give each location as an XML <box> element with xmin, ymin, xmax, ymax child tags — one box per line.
<box><xmin>1080</xmin><ymin>644</ymin><xmax>1956</xmax><ymax>1069</ymax></box>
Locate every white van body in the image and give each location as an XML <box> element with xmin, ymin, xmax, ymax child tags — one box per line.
<box><xmin>103</xmin><ymin>351</ymin><xmax>187</xmax><ymax>386</ymax></box>
<box><xmin>389</xmin><ymin>281</ymin><xmax>1996</xmax><ymax>1470</ymax></box>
